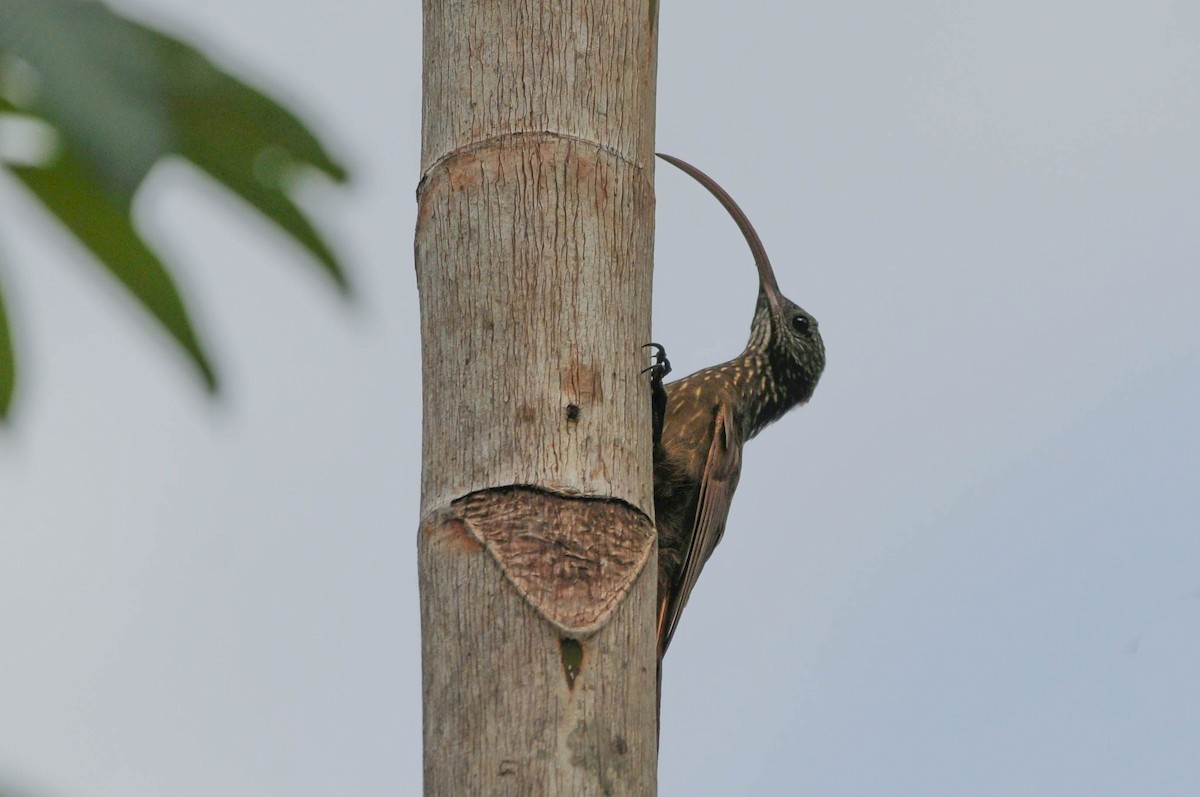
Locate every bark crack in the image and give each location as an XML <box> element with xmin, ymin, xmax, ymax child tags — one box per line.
<box><xmin>417</xmin><ymin>130</ymin><xmax>650</xmax><ymax>201</ymax></box>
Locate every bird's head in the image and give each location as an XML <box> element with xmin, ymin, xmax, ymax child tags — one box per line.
<box><xmin>751</xmin><ymin>288</ymin><xmax>825</xmax><ymax>404</ymax></box>
<box><xmin>657</xmin><ymin>153</ymin><xmax>826</xmax><ymax>402</ymax></box>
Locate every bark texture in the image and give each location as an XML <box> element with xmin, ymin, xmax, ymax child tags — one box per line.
<box><xmin>417</xmin><ymin>0</ymin><xmax>659</xmax><ymax>793</ymax></box>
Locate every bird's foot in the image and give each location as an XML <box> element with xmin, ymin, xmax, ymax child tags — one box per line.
<box><xmin>642</xmin><ymin>343</ymin><xmax>671</xmax><ymax>381</ymax></box>
<box><xmin>642</xmin><ymin>343</ymin><xmax>671</xmax><ymax>448</ymax></box>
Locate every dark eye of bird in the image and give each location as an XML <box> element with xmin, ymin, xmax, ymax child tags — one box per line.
<box><xmin>791</xmin><ymin>314</ymin><xmax>811</xmax><ymax>334</ymax></box>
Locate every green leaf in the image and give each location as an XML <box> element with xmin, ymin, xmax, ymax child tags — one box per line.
<box><xmin>1</xmin><ymin>104</ymin><xmax>18</xmax><ymax>419</ymax></box>
<box><xmin>0</xmin><ymin>0</ymin><xmax>173</xmax><ymax>199</ymax></box>
<box><xmin>0</xmin><ymin>252</ymin><xmax>14</xmax><ymax>420</ymax></box>
<box><xmin>0</xmin><ymin>0</ymin><xmax>352</xmax><ymax>411</ymax></box>
<box><xmin>0</xmin><ymin>0</ymin><xmax>349</xmax><ymax>289</ymax></box>
<box><xmin>155</xmin><ymin>34</ymin><xmax>350</xmax><ymax>291</ymax></box>
<box><xmin>7</xmin><ymin>150</ymin><xmax>217</xmax><ymax>391</ymax></box>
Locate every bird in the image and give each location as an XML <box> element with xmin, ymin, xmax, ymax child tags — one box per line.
<box><xmin>649</xmin><ymin>152</ymin><xmax>826</xmax><ymax>670</ymax></box>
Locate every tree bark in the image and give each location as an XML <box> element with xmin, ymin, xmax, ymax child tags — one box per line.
<box><xmin>416</xmin><ymin>1</ymin><xmax>659</xmax><ymax>794</ymax></box>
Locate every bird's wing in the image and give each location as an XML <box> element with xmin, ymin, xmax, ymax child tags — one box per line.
<box><xmin>657</xmin><ymin>400</ymin><xmax>743</xmax><ymax>654</ymax></box>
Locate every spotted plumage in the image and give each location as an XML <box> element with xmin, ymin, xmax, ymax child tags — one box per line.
<box><xmin>652</xmin><ymin>153</ymin><xmax>826</xmax><ymax>665</ymax></box>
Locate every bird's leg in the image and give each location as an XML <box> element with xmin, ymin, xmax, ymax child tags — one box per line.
<box><xmin>642</xmin><ymin>343</ymin><xmax>671</xmax><ymax>448</ymax></box>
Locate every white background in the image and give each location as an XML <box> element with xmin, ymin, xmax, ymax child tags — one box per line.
<box><xmin>2</xmin><ymin>1</ymin><xmax>1198</xmax><ymax>795</ymax></box>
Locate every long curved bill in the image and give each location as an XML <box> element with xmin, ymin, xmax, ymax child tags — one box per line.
<box><xmin>656</xmin><ymin>152</ymin><xmax>784</xmax><ymax>315</ymax></box>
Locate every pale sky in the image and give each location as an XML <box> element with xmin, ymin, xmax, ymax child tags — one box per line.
<box><xmin>2</xmin><ymin>2</ymin><xmax>1198</xmax><ymax>795</ymax></box>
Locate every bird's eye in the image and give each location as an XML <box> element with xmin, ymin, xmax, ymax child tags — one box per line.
<box><xmin>791</xmin><ymin>314</ymin><xmax>811</xmax><ymax>334</ymax></box>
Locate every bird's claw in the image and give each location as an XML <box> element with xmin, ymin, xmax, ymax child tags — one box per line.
<box><xmin>643</xmin><ymin>343</ymin><xmax>670</xmax><ymax>449</ymax></box>
<box><xmin>642</xmin><ymin>343</ymin><xmax>672</xmax><ymax>381</ymax></box>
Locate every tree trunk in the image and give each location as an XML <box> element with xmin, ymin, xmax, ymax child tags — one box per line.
<box><xmin>416</xmin><ymin>1</ymin><xmax>660</xmax><ymax>794</ymax></box>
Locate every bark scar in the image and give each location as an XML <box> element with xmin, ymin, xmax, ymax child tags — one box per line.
<box><xmin>561</xmin><ymin>637</ymin><xmax>584</xmax><ymax>689</ymax></box>
<box><xmin>436</xmin><ymin>486</ymin><xmax>655</xmax><ymax>635</ymax></box>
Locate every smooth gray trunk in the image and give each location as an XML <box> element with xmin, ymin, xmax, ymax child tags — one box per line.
<box><xmin>416</xmin><ymin>1</ymin><xmax>660</xmax><ymax>793</ymax></box>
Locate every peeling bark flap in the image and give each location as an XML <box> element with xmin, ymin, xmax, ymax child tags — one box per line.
<box><xmin>448</xmin><ymin>487</ymin><xmax>655</xmax><ymax>635</ymax></box>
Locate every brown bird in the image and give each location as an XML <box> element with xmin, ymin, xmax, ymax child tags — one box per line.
<box><xmin>650</xmin><ymin>153</ymin><xmax>826</xmax><ymax>666</ymax></box>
